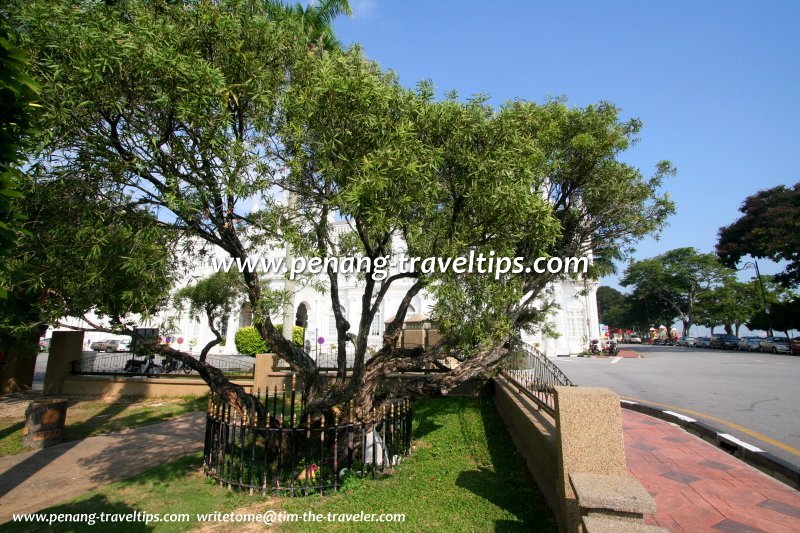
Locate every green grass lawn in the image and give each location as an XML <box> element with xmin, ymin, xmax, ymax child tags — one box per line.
<box><xmin>0</xmin><ymin>397</ymin><xmax>556</xmax><ymax>532</ymax></box>
<box><xmin>0</xmin><ymin>395</ymin><xmax>206</xmax><ymax>458</ymax></box>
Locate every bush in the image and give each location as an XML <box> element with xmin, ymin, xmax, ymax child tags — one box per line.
<box><xmin>234</xmin><ymin>325</ymin><xmax>304</xmax><ymax>356</ymax></box>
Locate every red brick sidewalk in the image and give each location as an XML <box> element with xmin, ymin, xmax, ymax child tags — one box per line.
<box><xmin>623</xmin><ymin>409</ymin><xmax>800</xmax><ymax>532</ymax></box>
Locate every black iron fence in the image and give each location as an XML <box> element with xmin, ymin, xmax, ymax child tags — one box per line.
<box><xmin>276</xmin><ymin>345</ymin><xmax>368</xmax><ymax>370</ymax></box>
<box><xmin>204</xmin><ymin>388</ymin><xmax>412</xmax><ymax>496</ymax></box>
<box><xmin>502</xmin><ymin>341</ymin><xmax>574</xmax><ymax>415</ymax></box>
<box><xmin>71</xmin><ymin>352</ymin><xmax>255</xmax><ymax>378</ymax></box>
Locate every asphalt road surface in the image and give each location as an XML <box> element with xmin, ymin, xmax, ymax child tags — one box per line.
<box><xmin>555</xmin><ymin>344</ymin><xmax>800</xmax><ymax>467</ymax></box>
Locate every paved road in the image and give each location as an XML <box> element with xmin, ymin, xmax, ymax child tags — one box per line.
<box><xmin>555</xmin><ymin>344</ymin><xmax>800</xmax><ymax>467</ymax></box>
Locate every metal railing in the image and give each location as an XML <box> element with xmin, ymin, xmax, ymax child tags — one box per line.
<box><xmin>71</xmin><ymin>352</ymin><xmax>255</xmax><ymax>378</ymax></box>
<box><xmin>204</xmin><ymin>390</ymin><xmax>412</xmax><ymax>496</ymax></box>
<box><xmin>501</xmin><ymin>341</ymin><xmax>574</xmax><ymax>416</ymax></box>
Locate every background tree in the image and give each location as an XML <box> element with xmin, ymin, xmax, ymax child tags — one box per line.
<box><xmin>14</xmin><ymin>0</ymin><xmax>674</xmax><ymax>421</ymax></box>
<box><xmin>597</xmin><ymin>287</ymin><xmax>675</xmax><ymax>333</ymax></box>
<box><xmin>597</xmin><ymin>286</ymin><xmax>626</xmax><ymax>325</ymax></box>
<box><xmin>693</xmin><ymin>281</ymin><xmax>757</xmax><ymax>335</ymax></box>
<box><xmin>267</xmin><ymin>0</ymin><xmax>352</xmax><ymax>51</ymax></box>
<box><xmin>0</xmin><ymin>177</ymin><xmax>176</xmax><ymax>392</ymax></box>
<box><xmin>717</xmin><ymin>183</ymin><xmax>800</xmax><ymax>287</ymax></box>
<box><xmin>621</xmin><ymin>247</ymin><xmax>734</xmax><ymax>335</ymax></box>
<box><xmin>173</xmin><ymin>271</ymin><xmax>241</xmax><ymax>362</ymax></box>
<box><xmin>747</xmin><ymin>297</ymin><xmax>800</xmax><ymax>337</ymax></box>
<box><xmin>0</xmin><ymin>16</ymin><xmax>40</xmax><ymax>298</ymax></box>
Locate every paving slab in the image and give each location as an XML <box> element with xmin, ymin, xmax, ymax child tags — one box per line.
<box><xmin>623</xmin><ymin>409</ymin><xmax>800</xmax><ymax>532</ymax></box>
<box><xmin>0</xmin><ymin>412</ymin><xmax>205</xmax><ymax>523</ymax></box>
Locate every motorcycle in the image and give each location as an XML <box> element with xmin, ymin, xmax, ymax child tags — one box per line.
<box><xmin>124</xmin><ymin>354</ymin><xmax>161</xmax><ymax>374</ymax></box>
<box><xmin>589</xmin><ymin>339</ymin><xmax>601</xmax><ymax>355</ymax></box>
<box><xmin>603</xmin><ymin>339</ymin><xmax>620</xmax><ymax>356</ymax></box>
<box><xmin>162</xmin><ymin>355</ymin><xmax>192</xmax><ymax>374</ymax></box>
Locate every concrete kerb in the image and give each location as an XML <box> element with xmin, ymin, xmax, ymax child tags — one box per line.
<box><xmin>619</xmin><ymin>399</ymin><xmax>800</xmax><ymax>490</ymax></box>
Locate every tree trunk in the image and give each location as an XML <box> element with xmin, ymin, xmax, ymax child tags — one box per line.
<box><xmin>0</xmin><ymin>327</ymin><xmax>43</xmax><ymax>394</ymax></box>
<box><xmin>199</xmin><ymin>338</ymin><xmax>221</xmax><ymax>362</ymax></box>
<box><xmin>200</xmin><ymin>312</ymin><xmax>222</xmax><ymax>363</ymax></box>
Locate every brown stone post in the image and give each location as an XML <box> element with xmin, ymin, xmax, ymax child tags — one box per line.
<box><xmin>253</xmin><ymin>353</ymin><xmax>276</xmax><ymax>394</ymax></box>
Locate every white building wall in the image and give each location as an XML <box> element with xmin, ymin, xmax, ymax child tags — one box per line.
<box><xmin>50</xmin><ymin>225</ymin><xmax>598</xmax><ymax>358</ymax></box>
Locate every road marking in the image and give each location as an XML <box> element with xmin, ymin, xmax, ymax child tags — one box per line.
<box><xmin>718</xmin><ymin>433</ymin><xmax>763</xmax><ymax>453</ymax></box>
<box><xmin>610</xmin><ymin>357</ymin><xmax>622</xmax><ymax>364</ymax></box>
<box><xmin>663</xmin><ymin>410</ymin><xmax>696</xmax><ymax>423</ymax></box>
<box><xmin>621</xmin><ymin>395</ymin><xmax>800</xmax><ymax>457</ymax></box>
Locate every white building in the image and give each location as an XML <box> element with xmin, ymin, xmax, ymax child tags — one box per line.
<box><xmin>159</xmin><ymin>221</ymin><xmax>600</xmax><ymax>358</ymax></box>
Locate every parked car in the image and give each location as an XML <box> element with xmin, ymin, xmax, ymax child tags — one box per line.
<box><xmin>738</xmin><ymin>336</ymin><xmax>762</xmax><ymax>352</ymax></box>
<box><xmin>90</xmin><ymin>339</ymin><xmax>129</xmax><ymax>352</ymax></box>
<box><xmin>791</xmin><ymin>337</ymin><xmax>800</xmax><ymax>355</ymax></box>
<box><xmin>625</xmin><ymin>335</ymin><xmax>642</xmax><ymax>344</ymax></box>
<box><xmin>759</xmin><ymin>336</ymin><xmax>791</xmax><ymax>354</ymax></box>
<box><xmin>104</xmin><ymin>339</ymin><xmax>130</xmax><ymax>352</ymax></box>
<box><xmin>696</xmin><ymin>336</ymin><xmax>712</xmax><ymax>348</ymax></box>
<box><xmin>710</xmin><ymin>334</ymin><xmax>739</xmax><ymax>350</ymax></box>
<box><xmin>678</xmin><ymin>336</ymin><xmax>696</xmax><ymax>347</ymax></box>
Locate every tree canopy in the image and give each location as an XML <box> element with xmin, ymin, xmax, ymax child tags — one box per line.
<box><xmin>621</xmin><ymin>247</ymin><xmax>734</xmax><ymax>335</ymax></box>
<box><xmin>174</xmin><ymin>270</ymin><xmax>241</xmax><ymax>361</ymax></box>
<box><xmin>12</xmin><ymin>0</ymin><xmax>675</xmax><ymax>419</ymax></box>
<box><xmin>717</xmin><ymin>183</ymin><xmax>800</xmax><ymax>288</ymax></box>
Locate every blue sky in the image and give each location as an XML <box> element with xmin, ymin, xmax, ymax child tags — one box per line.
<box><xmin>333</xmin><ymin>1</ymin><xmax>800</xmax><ymax>295</ymax></box>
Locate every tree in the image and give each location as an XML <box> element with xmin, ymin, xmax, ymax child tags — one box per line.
<box><xmin>14</xmin><ymin>0</ymin><xmax>674</xmax><ymax>422</ymax></box>
<box><xmin>174</xmin><ymin>271</ymin><xmax>241</xmax><ymax>362</ymax></box>
<box><xmin>621</xmin><ymin>248</ymin><xmax>734</xmax><ymax>335</ymax></box>
<box><xmin>717</xmin><ymin>183</ymin><xmax>800</xmax><ymax>288</ymax></box>
<box><xmin>0</xmin><ymin>16</ymin><xmax>40</xmax><ymax>298</ymax></box>
<box><xmin>597</xmin><ymin>286</ymin><xmax>626</xmax><ymax>325</ymax></box>
<box><xmin>0</xmin><ymin>177</ymin><xmax>176</xmax><ymax>392</ymax></box>
<box><xmin>769</xmin><ymin>299</ymin><xmax>800</xmax><ymax>337</ymax></box>
<box><xmin>597</xmin><ymin>287</ymin><xmax>675</xmax><ymax>333</ymax></box>
<box><xmin>693</xmin><ymin>281</ymin><xmax>756</xmax><ymax>335</ymax></box>
<box><xmin>267</xmin><ymin>0</ymin><xmax>352</xmax><ymax>51</ymax></box>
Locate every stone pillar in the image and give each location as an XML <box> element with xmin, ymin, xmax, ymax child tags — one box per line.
<box><xmin>43</xmin><ymin>331</ymin><xmax>84</xmax><ymax>395</ymax></box>
<box><xmin>253</xmin><ymin>353</ymin><xmax>276</xmax><ymax>395</ymax></box>
<box><xmin>554</xmin><ymin>386</ymin><xmax>627</xmax><ymax>532</ymax></box>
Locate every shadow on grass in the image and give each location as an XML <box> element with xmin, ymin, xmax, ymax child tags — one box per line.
<box><xmin>455</xmin><ymin>397</ymin><xmax>557</xmax><ymax>532</ymax></box>
<box><xmin>0</xmin><ymin>422</ymin><xmax>23</xmax><ymax>442</ymax></box>
<box><xmin>411</xmin><ymin>399</ymin><xmax>459</xmax><ymax>439</ymax></box>
<box><xmin>0</xmin><ymin>495</ymin><xmax>153</xmax><ymax>533</ymax></box>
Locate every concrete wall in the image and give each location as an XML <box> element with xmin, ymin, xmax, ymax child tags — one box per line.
<box><xmin>61</xmin><ymin>375</ymin><xmax>255</xmax><ymax>398</ymax></box>
<box><xmin>494</xmin><ymin>376</ymin><xmax>560</xmax><ymax>515</ymax></box>
<box><xmin>493</xmin><ymin>376</ymin><xmax>635</xmax><ymax>532</ymax></box>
